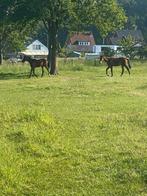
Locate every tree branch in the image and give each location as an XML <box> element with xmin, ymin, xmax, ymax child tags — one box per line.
<box><xmin>42</xmin><ymin>19</ymin><xmax>49</xmax><ymax>32</ymax></box>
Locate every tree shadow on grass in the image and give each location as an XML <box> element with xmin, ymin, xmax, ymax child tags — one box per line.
<box><xmin>0</xmin><ymin>72</ymin><xmax>29</xmax><ymax>80</ymax></box>
<box><xmin>136</xmin><ymin>85</ymin><xmax>147</xmax><ymax>90</ymax></box>
<box><xmin>6</xmin><ymin>131</ymin><xmax>28</xmax><ymax>143</ymax></box>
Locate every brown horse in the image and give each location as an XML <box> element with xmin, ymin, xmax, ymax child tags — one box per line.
<box><xmin>99</xmin><ymin>56</ymin><xmax>131</xmax><ymax>77</ymax></box>
<box><xmin>22</xmin><ymin>55</ymin><xmax>49</xmax><ymax>77</ymax></box>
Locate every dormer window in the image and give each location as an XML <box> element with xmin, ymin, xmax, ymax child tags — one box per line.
<box><xmin>33</xmin><ymin>45</ymin><xmax>41</xmax><ymax>50</ymax></box>
<box><xmin>78</xmin><ymin>41</ymin><xmax>90</xmax><ymax>46</ymax></box>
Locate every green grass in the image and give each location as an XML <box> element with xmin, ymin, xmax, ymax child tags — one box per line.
<box><xmin>0</xmin><ymin>59</ymin><xmax>147</xmax><ymax>195</ymax></box>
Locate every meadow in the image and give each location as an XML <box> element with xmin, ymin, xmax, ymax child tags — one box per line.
<box><xmin>0</xmin><ymin>59</ymin><xmax>147</xmax><ymax>196</ymax></box>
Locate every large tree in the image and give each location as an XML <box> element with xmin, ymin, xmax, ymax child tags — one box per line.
<box><xmin>12</xmin><ymin>0</ymin><xmax>75</xmax><ymax>74</ymax></box>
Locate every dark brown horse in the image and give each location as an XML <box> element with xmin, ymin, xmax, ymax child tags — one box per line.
<box><xmin>22</xmin><ymin>55</ymin><xmax>49</xmax><ymax>77</ymax></box>
<box><xmin>99</xmin><ymin>55</ymin><xmax>131</xmax><ymax>77</ymax></box>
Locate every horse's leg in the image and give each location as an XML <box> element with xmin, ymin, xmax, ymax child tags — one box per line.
<box><xmin>33</xmin><ymin>68</ymin><xmax>38</xmax><ymax>77</ymax></box>
<box><xmin>45</xmin><ymin>65</ymin><xmax>49</xmax><ymax>74</ymax></box>
<box><xmin>106</xmin><ymin>66</ymin><xmax>110</xmax><ymax>76</ymax></box>
<box><xmin>45</xmin><ymin>65</ymin><xmax>50</xmax><ymax>74</ymax></box>
<box><xmin>29</xmin><ymin>68</ymin><xmax>33</xmax><ymax>78</ymax></box>
<box><xmin>124</xmin><ymin>65</ymin><xmax>130</xmax><ymax>75</ymax></box>
<box><xmin>41</xmin><ymin>67</ymin><xmax>44</xmax><ymax>77</ymax></box>
<box><xmin>110</xmin><ymin>66</ymin><xmax>113</xmax><ymax>77</ymax></box>
<box><xmin>120</xmin><ymin>65</ymin><xmax>124</xmax><ymax>76</ymax></box>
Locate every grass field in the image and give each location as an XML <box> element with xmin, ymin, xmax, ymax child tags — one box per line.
<box><xmin>0</xmin><ymin>59</ymin><xmax>147</xmax><ymax>196</ymax></box>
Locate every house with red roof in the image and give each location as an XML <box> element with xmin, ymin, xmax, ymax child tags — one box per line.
<box><xmin>66</xmin><ymin>32</ymin><xmax>96</xmax><ymax>53</ymax></box>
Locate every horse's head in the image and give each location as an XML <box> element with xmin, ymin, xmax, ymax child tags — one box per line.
<box><xmin>22</xmin><ymin>55</ymin><xmax>26</xmax><ymax>63</ymax></box>
<box><xmin>99</xmin><ymin>55</ymin><xmax>104</xmax><ymax>64</ymax></box>
<box><xmin>22</xmin><ymin>55</ymin><xmax>30</xmax><ymax>63</ymax></box>
<box><xmin>99</xmin><ymin>55</ymin><xmax>108</xmax><ymax>63</ymax></box>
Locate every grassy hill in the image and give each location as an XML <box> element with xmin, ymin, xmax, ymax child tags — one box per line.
<box><xmin>0</xmin><ymin>60</ymin><xmax>147</xmax><ymax>195</ymax></box>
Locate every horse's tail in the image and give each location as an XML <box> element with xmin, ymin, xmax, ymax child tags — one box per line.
<box><xmin>127</xmin><ymin>58</ymin><xmax>131</xmax><ymax>69</ymax></box>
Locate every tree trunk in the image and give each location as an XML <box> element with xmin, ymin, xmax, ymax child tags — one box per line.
<box><xmin>47</xmin><ymin>33</ymin><xmax>52</xmax><ymax>70</ymax></box>
<box><xmin>0</xmin><ymin>48</ymin><xmax>3</xmax><ymax>65</ymax></box>
<box><xmin>49</xmin><ymin>22</ymin><xmax>58</xmax><ymax>75</ymax></box>
<box><xmin>47</xmin><ymin>22</ymin><xmax>52</xmax><ymax>70</ymax></box>
<box><xmin>44</xmin><ymin>20</ymin><xmax>58</xmax><ymax>75</ymax></box>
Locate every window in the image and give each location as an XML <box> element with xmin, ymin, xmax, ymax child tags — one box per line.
<box><xmin>78</xmin><ymin>41</ymin><xmax>90</xmax><ymax>46</ymax></box>
<box><xmin>33</xmin><ymin>45</ymin><xmax>41</xmax><ymax>50</ymax></box>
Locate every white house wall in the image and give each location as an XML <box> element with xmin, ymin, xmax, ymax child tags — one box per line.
<box><xmin>93</xmin><ymin>45</ymin><xmax>120</xmax><ymax>55</ymax></box>
<box><xmin>20</xmin><ymin>40</ymin><xmax>49</xmax><ymax>56</ymax></box>
<box><xmin>27</xmin><ymin>40</ymin><xmax>48</xmax><ymax>52</ymax></box>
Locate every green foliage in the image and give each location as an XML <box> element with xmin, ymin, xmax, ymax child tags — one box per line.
<box><xmin>137</xmin><ymin>45</ymin><xmax>147</xmax><ymax>59</ymax></box>
<box><xmin>101</xmin><ymin>47</ymin><xmax>116</xmax><ymax>57</ymax></box>
<box><xmin>95</xmin><ymin>0</ymin><xmax>127</xmax><ymax>38</ymax></box>
<box><xmin>118</xmin><ymin>0</ymin><xmax>147</xmax><ymax>42</ymax></box>
<box><xmin>118</xmin><ymin>35</ymin><xmax>147</xmax><ymax>59</ymax></box>
<box><xmin>0</xmin><ymin>60</ymin><xmax>147</xmax><ymax>195</ymax></box>
<box><xmin>119</xmin><ymin>35</ymin><xmax>137</xmax><ymax>58</ymax></box>
<box><xmin>58</xmin><ymin>47</ymin><xmax>71</xmax><ymax>58</ymax></box>
<box><xmin>0</xmin><ymin>1</ymin><xmax>37</xmax><ymax>64</ymax></box>
<box><xmin>0</xmin><ymin>23</ymin><xmax>36</xmax><ymax>61</ymax></box>
<box><xmin>72</xmin><ymin>0</ymin><xmax>127</xmax><ymax>38</ymax></box>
